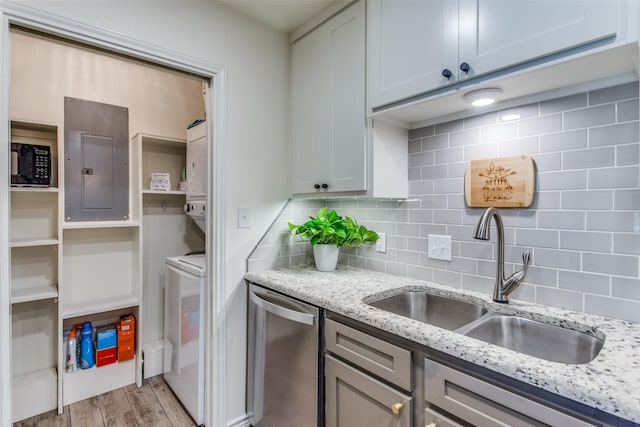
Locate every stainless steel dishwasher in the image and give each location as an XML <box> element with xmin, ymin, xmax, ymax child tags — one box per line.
<box><xmin>247</xmin><ymin>283</ymin><xmax>323</xmax><ymax>427</ymax></box>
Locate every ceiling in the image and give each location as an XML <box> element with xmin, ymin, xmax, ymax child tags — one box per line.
<box><xmin>218</xmin><ymin>0</ymin><xmax>338</xmax><ymax>33</ymax></box>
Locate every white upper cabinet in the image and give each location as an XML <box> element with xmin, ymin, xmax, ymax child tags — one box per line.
<box><xmin>457</xmin><ymin>0</ymin><xmax>617</xmax><ymax>80</ymax></box>
<box><xmin>291</xmin><ymin>1</ymin><xmax>366</xmax><ymax>195</ymax></box>
<box><xmin>368</xmin><ymin>0</ymin><xmax>458</xmax><ymax>109</ymax></box>
<box><xmin>368</xmin><ymin>0</ymin><xmax>619</xmax><ymax>109</ymax></box>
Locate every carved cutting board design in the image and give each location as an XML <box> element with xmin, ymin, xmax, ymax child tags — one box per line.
<box><xmin>464</xmin><ymin>155</ymin><xmax>535</xmax><ymax>208</ymax></box>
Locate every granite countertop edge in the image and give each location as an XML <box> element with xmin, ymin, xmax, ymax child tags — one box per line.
<box><xmin>244</xmin><ymin>266</ymin><xmax>640</xmax><ymax>424</ymax></box>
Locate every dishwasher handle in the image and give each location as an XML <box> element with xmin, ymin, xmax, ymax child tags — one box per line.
<box><xmin>250</xmin><ymin>289</ymin><xmax>316</xmax><ymax>326</ymax></box>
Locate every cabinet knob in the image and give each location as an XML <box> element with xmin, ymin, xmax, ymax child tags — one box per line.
<box><xmin>391</xmin><ymin>402</ymin><xmax>404</xmax><ymax>415</ymax></box>
<box><xmin>441</xmin><ymin>68</ymin><xmax>452</xmax><ymax>79</ymax></box>
<box><xmin>459</xmin><ymin>62</ymin><xmax>470</xmax><ymax>73</ymax></box>
<box><xmin>321</xmin><ymin>183</ymin><xmax>328</xmax><ymax>189</ymax></box>
<box><xmin>314</xmin><ymin>184</ymin><xmax>321</xmax><ymax>190</ymax></box>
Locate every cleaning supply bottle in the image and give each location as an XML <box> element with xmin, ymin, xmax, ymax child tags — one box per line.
<box><xmin>66</xmin><ymin>329</ymin><xmax>78</xmax><ymax>373</ymax></box>
<box><xmin>80</xmin><ymin>322</ymin><xmax>94</xmax><ymax>369</ymax></box>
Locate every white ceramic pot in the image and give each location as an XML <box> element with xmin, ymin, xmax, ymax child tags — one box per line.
<box><xmin>313</xmin><ymin>244</ymin><xmax>340</xmax><ymax>272</ymax></box>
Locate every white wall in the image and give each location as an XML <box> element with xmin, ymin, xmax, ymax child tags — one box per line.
<box><xmin>6</xmin><ymin>0</ymin><xmax>291</xmax><ymax>424</ymax></box>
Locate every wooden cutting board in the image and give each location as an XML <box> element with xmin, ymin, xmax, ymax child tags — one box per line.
<box><xmin>464</xmin><ymin>155</ymin><xmax>535</xmax><ymax>208</ymax></box>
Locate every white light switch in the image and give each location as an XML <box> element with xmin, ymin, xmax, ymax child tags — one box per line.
<box><xmin>428</xmin><ymin>234</ymin><xmax>451</xmax><ymax>261</ymax></box>
<box><xmin>376</xmin><ymin>232</ymin><xmax>386</xmax><ymax>253</ymax></box>
<box><xmin>238</xmin><ymin>207</ymin><xmax>250</xmax><ymax>228</ymax></box>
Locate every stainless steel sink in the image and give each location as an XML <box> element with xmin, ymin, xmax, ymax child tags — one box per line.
<box><xmin>458</xmin><ymin>313</ymin><xmax>604</xmax><ymax>364</ymax></box>
<box><xmin>367</xmin><ymin>291</ymin><xmax>488</xmax><ymax>331</ymax></box>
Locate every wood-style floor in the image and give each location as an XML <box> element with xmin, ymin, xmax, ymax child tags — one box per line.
<box><xmin>13</xmin><ymin>376</ymin><xmax>198</xmax><ymax>427</ymax></box>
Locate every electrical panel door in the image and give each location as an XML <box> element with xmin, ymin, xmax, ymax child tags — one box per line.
<box><xmin>64</xmin><ymin>97</ymin><xmax>129</xmax><ymax>221</ymax></box>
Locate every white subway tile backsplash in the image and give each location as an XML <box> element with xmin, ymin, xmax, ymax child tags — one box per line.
<box><xmin>422</xmin><ymin>133</ymin><xmax>449</xmax><ymax>150</ymax></box>
<box><xmin>614</xmin><ymin>189</ymin><xmax>640</xmax><ymax>210</ymax></box>
<box><xmin>561</xmin><ymin>190</ymin><xmax>613</xmax><ymax>210</ymax></box>
<box><xmin>589</xmin><ymin>122</ymin><xmax>639</xmax><ymax>147</ymax></box>
<box><xmin>539</xmin><ymin>129</ymin><xmax>587</xmax><ymax>153</ymax></box>
<box><xmin>587</xmin><ymin>212</ymin><xmax>638</xmax><ymax>232</ymax></box>
<box><xmin>564</xmin><ymin>104</ymin><xmax>615</xmax><ymax>130</ymax></box>
<box><xmin>560</xmin><ymin>230</ymin><xmax>612</xmax><ymax>253</ymax></box>
<box><xmin>449</xmin><ymin>128</ymin><xmax>480</xmax><ymax>147</ymax></box>
<box><xmin>515</xmin><ymin>229</ymin><xmax>558</xmax><ymax>248</ymax></box>
<box><xmin>540</xmin><ymin>93</ymin><xmax>587</xmax><ymax>115</ymax></box>
<box><xmin>616</xmin><ymin>143</ymin><xmax>639</xmax><ymax>167</ymax></box>
<box><xmin>519</xmin><ymin>113</ymin><xmax>562</xmax><ymax>137</ymax></box>
<box><xmin>588</xmin><ymin>166</ymin><xmax>639</xmax><ymax>189</ymax></box>
<box><xmin>534</xmin><ymin>248</ymin><xmax>581</xmax><ymax>270</ymax></box>
<box><xmin>435</xmin><ymin>147</ymin><xmax>464</xmax><ymax>163</ymax></box>
<box><xmin>589</xmin><ymin>81</ymin><xmax>639</xmax><ymax>105</ymax></box>
<box><xmin>617</xmin><ymin>98</ymin><xmax>640</xmax><ymax>123</ymax></box>
<box><xmin>583</xmin><ymin>253</ymin><xmax>638</xmax><ymax>277</ymax></box>
<box><xmin>538</xmin><ymin>170</ymin><xmax>587</xmax><ymax>190</ymax></box>
<box><xmin>498</xmin><ymin>136</ymin><xmax>538</xmax><ymax>156</ymax></box>
<box><xmin>558</xmin><ymin>270</ymin><xmax>610</xmax><ymax>295</ymax></box>
<box><xmin>612</xmin><ymin>277</ymin><xmax>640</xmax><ymax>301</ymax></box>
<box><xmin>563</xmin><ymin>147</ymin><xmax>615</xmax><ymax>170</ymax></box>
<box><xmin>536</xmin><ymin>287</ymin><xmax>583</xmax><ymax>312</ymax></box>
<box><xmin>585</xmin><ymin>295</ymin><xmax>640</xmax><ymax>323</ymax></box>
<box><xmin>463</xmin><ymin>142</ymin><xmax>498</xmax><ymax>161</ymax></box>
<box><xmin>481</xmin><ymin>122</ymin><xmax>517</xmax><ymax>142</ymax></box>
<box><xmin>409</xmin><ymin>151</ymin><xmax>434</xmax><ymax>167</ymax></box>
<box><xmin>613</xmin><ymin>233</ymin><xmax>640</xmax><ymax>255</ymax></box>
<box><xmin>435</xmin><ymin>119</ymin><xmax>463</xmax><ymax>134</ymax></box>
<box><xmin>249</xmin><ymin>82</ymin><xmax>639</xmax><ymax>323</ymax></box>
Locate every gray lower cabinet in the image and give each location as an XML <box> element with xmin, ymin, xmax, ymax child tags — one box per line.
<box><xmin>424</xmin><ymin>359</ymin><xmax>601</xmax><ymax>427</ymax></box>
<box><xmin>326</xmin><ymin>355</ymin><xmax>411</xmax><ymax>427</ymax></box>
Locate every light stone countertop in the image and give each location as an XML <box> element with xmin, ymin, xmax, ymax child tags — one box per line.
<box><xmin>244</xmin><ymin>265</ymin><xmax>640</xmax><ymax>424</ymax></box>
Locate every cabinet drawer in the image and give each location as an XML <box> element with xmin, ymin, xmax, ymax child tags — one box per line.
<box><xmin>425</xmin><ymin>359</ymin><xmax>599</xmax><ymax>427</ymax></box>
<box><xmin>326</xmin><ymin>355</ymin><xmax>411</xmax><ymax>427</ymax></box>
<box><xmin>326</xmin><ymin>318</ymin><xmax>411</xmax><ymax>391</ymax></box>
<box><xmin>424</xmin><ymin>407</ymin><xmax>465</xmax><ymax>427</ymax></box>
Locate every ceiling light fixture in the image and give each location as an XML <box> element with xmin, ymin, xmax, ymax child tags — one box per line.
<box><xmin>463</xmin><ymin>88</ymin><xmax>503</xmax><ymax>107</ymax></box>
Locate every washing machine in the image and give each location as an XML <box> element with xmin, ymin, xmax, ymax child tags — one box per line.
<box><xmin>164</xmin><ymin>254</ymin><xmax>206</xmax><ymax>425</ymax></box>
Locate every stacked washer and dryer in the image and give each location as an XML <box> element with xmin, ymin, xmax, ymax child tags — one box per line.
<box><xmin>164</xmin><ymin>120</ymin><xmax>207</xmax><ymax>425</ymax></box>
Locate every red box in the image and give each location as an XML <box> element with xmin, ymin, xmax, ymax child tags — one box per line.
<box><xmin>96</xmin><ymin>346</ymin><xmax>117</xmax><ymax>367</ymax></box>
<box><xmin>117</xmin><ymin>315</ymin><xmax>136</xmax><ymax>361</ymax></box>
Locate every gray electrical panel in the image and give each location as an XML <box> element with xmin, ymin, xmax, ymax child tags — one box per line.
<box><xmin>64</xmin><ymin>97</ymin><xmax>129</xmax><ymax>221</ymax></box>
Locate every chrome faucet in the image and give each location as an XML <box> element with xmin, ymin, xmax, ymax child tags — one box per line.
<box><xmin>473</xmin><ymin>207</ymin><xmax>531</xmax><ymax>303</ymax></box>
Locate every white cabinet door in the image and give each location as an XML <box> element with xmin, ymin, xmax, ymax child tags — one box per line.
<box><xmin>367</xmin><ymin>0</ymin><xmax>458</xmax><ymax>109</ymax></box>
<box><xmin>291</xmin><ymin>1</ymin><xmax>366</xmax><ymax>194</ymax></box>
<box><xmin>458</xmin><ymin>0</ymin><xmax>617</xmax><ymax>79</ymax></box>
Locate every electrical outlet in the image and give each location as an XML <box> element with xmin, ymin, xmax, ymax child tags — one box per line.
<box><xmin>376</xmin><ymin>232</ymin><xmax>386</xmax><ymax>253</ymax></box>
<box><xmin>428</xmin><ymin>234</ymin><xmax>451</xmax><ymax>261</ymax></box>
<box><xmin>238</xmin><ymin>207</ymin><xmax>250</xmax><ymax>228</ymax></box>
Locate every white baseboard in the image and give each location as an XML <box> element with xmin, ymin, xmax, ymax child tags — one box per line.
<box><xmin>142</xmin><ymin>339</ymin><xmax>165</xmax><ymax>379</ymax></box>
<box><xmin>227</xmin><ymin>413</ymin><xmax>252</xmax><ymax>427</ymax></box>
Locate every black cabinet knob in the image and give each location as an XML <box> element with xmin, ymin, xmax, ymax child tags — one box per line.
<box><xmin>441</xmin><ymin>68</ymin><xmax>452</xmax><ymax>79</ymax></box>
<box><xmin>314</xmin><ymin>184</ymin><xmax>321</xmax><ymax>190</ymax></box>
<box><xmin>321</xmin><ymin>183</ymin><xmax>328</xmax><ymax>189</ymax></box>
<box><xmin>459</xmin><ymin>62</ymin><xmax>470</xmax><ymax>73</ymax></box>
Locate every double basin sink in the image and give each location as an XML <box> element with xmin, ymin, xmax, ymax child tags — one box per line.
<box><xmin>367</xmin><ymin>290</ymin><xmax>604</xmax><ymax>364</ymax></box>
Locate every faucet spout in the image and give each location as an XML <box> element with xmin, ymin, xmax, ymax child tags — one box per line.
<box><xmin>473</xmin><ymin>207</ymin><xmax>531</xmax><ymax>303</ymax></box>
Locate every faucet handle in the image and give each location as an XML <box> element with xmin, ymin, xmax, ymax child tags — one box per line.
<box><xmin>522</xmin><ymin>250</ymin><xmax>531</xmax><ymax>270</ymax></box>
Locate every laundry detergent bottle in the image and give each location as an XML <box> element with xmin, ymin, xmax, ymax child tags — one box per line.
<box><xmin>80</xmin><ymin>322</ymin><xmax>94</xmax><ymax>369</ymax></box>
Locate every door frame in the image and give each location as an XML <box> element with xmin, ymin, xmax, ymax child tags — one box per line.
<box><xmin>0</xmin><ymin>3</ymin><xmax>228</xmax><ymax>426</ymax></box>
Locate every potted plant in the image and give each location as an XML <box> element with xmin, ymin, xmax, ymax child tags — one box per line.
<box><xmin>289</xmin><ymin>207</ymin><xmax>379</xmax><ymax>272</ymax></box>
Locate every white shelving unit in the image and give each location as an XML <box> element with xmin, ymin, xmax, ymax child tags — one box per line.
<box><xmin>9</xmin><ymin>121</ymin><xmax>60</xmax><ymax>422</ymax></box>
<box><xmin>9</xmin><ymin>119</ymin><xmax>145</xmax><ymax>419</ymax></box>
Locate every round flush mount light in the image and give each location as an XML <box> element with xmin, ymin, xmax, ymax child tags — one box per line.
<box><xmin>463</xmin><ymin>88</ymin><xmax>503</xmax><ymax>107</ymax></box>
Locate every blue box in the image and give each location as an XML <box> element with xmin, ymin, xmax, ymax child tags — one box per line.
<box><xmin>96</xmin><ymin>325</ymin><xmax>117</xmax><ymax>349</ymax></box>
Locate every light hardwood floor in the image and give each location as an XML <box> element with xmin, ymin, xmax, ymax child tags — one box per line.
<box><xmin>13</xmin><ymin>376</ymin><xmax>198</xmax><ymax>427</ymax></box>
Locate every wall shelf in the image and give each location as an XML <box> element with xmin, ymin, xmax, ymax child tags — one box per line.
<box><xmin>11</xmin><ymin>187</ymin><xmax>58</xmax><ymax>193</ymax></box>
<box><xmin>61</xmin><ymin>294</ymin><xmax>139</xmax><ymax>319</ymax></box>
<box><xmin>11</xmin><ymin>285</ymin><xmax>58</xmax><ymax>304</ymax></box>
<box><xmin>142</xmin><ymin>190</ymin><xmax>186</xmax><ymax>196</ymax></box>
<box><xmin>62</xmin><ymin>221</ymin><xmax>140</xmax><ymax>230</ymax></box>
<box><xmin>10</xmin><ymin>238</ymin><xmax>59</xmax><ymax>248</ymax></box>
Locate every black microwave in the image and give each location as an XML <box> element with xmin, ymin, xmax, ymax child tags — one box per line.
<box><xmin>11</xmin><ymin>143</ymin><xmax>51</xmax><ymax>187</ymax></box>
